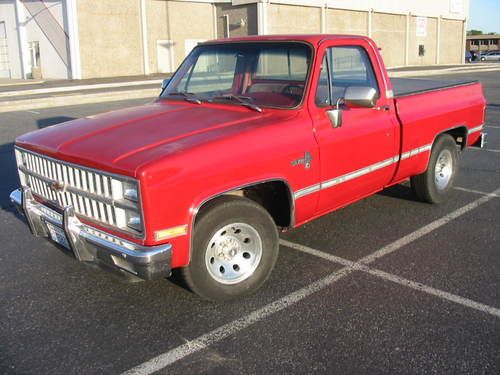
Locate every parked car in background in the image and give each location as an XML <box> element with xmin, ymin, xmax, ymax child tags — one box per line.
<box><xmin>465</xmin><ymin>51</ymin><xmax>472</xmax><ymax>62</ymax></box>
<box><xmin>480</xmin><ymin>50</ymin><xmax>500</xmax><ymax>61</ymax></box>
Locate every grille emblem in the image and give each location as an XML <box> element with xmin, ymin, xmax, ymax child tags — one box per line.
<box><xmin>49</xmin><ymin>181</ymin><xmax>65</xmax><ymax>193</ymax></box>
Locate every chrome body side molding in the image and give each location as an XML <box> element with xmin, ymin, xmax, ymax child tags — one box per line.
<box><xmin>294</xmin><ymin>143</ymin><xmax>432</xmax><ymax>199</ymax></box>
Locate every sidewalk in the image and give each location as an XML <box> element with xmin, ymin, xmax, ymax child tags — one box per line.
<box><xmin>0</xmin><ymin>73</ymin><xmax>169</xmax><ymax>113</ymax></box>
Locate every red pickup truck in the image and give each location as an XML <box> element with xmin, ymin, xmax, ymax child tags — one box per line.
<box><xmin>10</xmin><ymin>35</ymin><xmax>486</xmax><ymax>300</ymax></box>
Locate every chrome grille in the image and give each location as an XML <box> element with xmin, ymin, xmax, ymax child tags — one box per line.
<box><xmin>15</xmin><ymin>148</ymin><xmax>143</xmax><ymax>235</ymax></box>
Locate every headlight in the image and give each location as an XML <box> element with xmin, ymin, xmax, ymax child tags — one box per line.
<box><xmin>123</xmin><ymin>182</ymin><xmax>138</xmax><ymax>202</ymax></box>
<box><xmin>110</xmin><ymin>178</ymin><xmax>143</xmax><ymax>234</ymax></box>
<box><xmin>126</xmin><ymin>211</ymin><xmax>142</xmax><ymax>231</ymax></box>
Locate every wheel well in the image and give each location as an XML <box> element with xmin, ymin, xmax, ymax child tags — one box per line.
<box><xmin>196</xmin><ymin>180</ymin><xmax>294</xmax><ymax>229</ymax></box>
<box><xmin>442</xmin><ymin>126</ymin><xmax>468</xmax><ymax>150</ymax></box>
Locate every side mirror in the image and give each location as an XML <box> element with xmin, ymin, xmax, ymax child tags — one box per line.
<box><xmin>344</xmin><ymin>86</ymin><xmax>378</xmax><ymax>108</ymax></box>
<box><xmin>160</xmin><ymin>78</ymin><xmax>170</xmax><ymax>95</ymax></box>
<box><xmin>161</xmin><ymin>78</ymin><xmax>170</xmax><ymax>90</ymax></box>
<box><xmin>326</xmin><ymin>98</ymin><xmax>344</xmax><ymax>128</ymax></box>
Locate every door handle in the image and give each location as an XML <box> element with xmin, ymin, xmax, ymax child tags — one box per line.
<box><xmin>374</xmin><ymin>105</ymin><xmax>390</xmax><ymax>111</ymax></box>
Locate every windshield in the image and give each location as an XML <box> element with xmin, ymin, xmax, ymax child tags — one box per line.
<box><xmin>161</xmin><ymin>42</ymin><xmax>312</xmax><ymax>109</ymax></box>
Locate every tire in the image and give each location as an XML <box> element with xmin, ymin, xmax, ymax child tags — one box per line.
<box><xmin>410</xmin><ymin>134</ymin><xmax>459</xmax><ymax>204</ymax></box>
<box><xmin>182</xmin><ymin>196</ymin><xmax>279</xmax><ymax>301</ymax></box>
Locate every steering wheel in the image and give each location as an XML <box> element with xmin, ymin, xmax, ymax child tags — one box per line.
<box><xmin>282</xmin><ymin>84</ymin><xmax>303</xmax><ymax>97</ymax></box>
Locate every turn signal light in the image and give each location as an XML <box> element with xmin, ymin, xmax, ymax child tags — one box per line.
<box><xmin>154</xmin><ymin>225</ymin><xmax>188</xmax><ymax>241</ymax></box>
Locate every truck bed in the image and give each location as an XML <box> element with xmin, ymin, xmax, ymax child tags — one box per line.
<box><xmin>390</xmin><ymin>77</ymin><xmax>484</xmax><ymax>183</ymax></box>
<box><xmin>391</xmin><ymin>77</ymin><xmax>478</xmax><ymax>97</ymax></box>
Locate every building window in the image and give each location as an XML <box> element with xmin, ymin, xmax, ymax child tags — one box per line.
<box><xmin>28</xmin><ymin>41</ymin><xmax>40</xmax><ymax>67</ymax></box>
<box><xmin>0</xmin><ymin>21</ymin><xmax>6</xmax><ymax>38</ymax></box>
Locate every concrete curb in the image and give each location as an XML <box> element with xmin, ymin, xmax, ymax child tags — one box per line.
<box><xmin>389</xmin><ymin>65</ymin><xmax>500</xmax><ymax>77</ymax></box>
<box><xmin>0</xmin><ymin>88</ymin><xmax>158</xmax><ymax>113</ymax></box>
<box><xmin>0</xmin><ymin>79</ymin><xmax>45</xmax><ymax>87</ymax></box>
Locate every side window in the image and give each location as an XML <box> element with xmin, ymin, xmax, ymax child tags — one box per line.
<box><xmin>315</xmin><ymin>46</ymin><xmax>379</xmax><ymax>107</ymax></box>
<box><xmin>329</xmin><ymin>46</ymin><xmax>379</xmax><ymax>102</ymax></box>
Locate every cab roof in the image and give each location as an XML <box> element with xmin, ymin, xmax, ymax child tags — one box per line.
<box><xmin>202</xmin><ymin>34</ymin><xmax>372</xmax><ymax>47</ymax></box>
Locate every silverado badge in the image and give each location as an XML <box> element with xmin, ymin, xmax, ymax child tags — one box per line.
<box><xmin>291</xmin><ymin>151</ymin><xmax>312</xmax><ymax>169</ymax></box>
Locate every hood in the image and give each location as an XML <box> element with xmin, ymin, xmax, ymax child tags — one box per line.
<box><xmin>16</xmin><ymin>100</ymin><xmax>276</xmax><ymax>176</ymax></box>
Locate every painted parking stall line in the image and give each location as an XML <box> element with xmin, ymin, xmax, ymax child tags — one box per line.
<box><xmin>468</xmin><ymin>147</ymin><xmax>500</xmax><ymax>153</ymax></box>
<box><xmin>122</xmin><ymin>188</ymin><xmax>500</xmax><ymax>375</ymax></box>
<box><xmin>454</xmin><ymin>186</ymin><xmax>500</xmax><ymax>197</ymax></box>
<box><xmin>359</xmin><ymin>188</ymin><xmax>500</xmax><ymax>265</ymax></box>
<box><xmin>122</xmin><ymin>268</ymin><xmax>354</xmax><ymax>375</ymax></box>
<box><xmin>279</xmin><ymin>239</ymin><xmax>500</xmax><ymax>318</ymax></box>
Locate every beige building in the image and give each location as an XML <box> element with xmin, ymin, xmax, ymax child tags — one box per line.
<box><xmin>0</xmin><ymin>0</ymin><xmax>469</xmax><ymax>80</ymax></box>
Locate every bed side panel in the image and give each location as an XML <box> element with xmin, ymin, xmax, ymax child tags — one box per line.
<box><xmin>392</xmin><ymin>83</ymin><xmax>485</xmax><ymax>182</ymax></box>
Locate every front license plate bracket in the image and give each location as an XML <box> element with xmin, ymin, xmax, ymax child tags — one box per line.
<box><xmin>46</xmin><ymin>222</ymin><xmax>70</xmax><ymax>250</ymax></box>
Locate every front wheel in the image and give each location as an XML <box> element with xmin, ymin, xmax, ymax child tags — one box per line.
<box><xmin>182</xmin><ymin>196</ymin><xmax>279</xmax><ymax>301</ymax></box>
<box><xmin>410</xmin><ymin>134</ymin><xmax>459</xmax><ymax>204</ymax></box>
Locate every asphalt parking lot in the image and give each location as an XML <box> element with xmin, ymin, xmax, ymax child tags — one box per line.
<box><xmin>1</xmin><ymin>70</ymin><xmax>499</xmax><ymax>374</ymax></box>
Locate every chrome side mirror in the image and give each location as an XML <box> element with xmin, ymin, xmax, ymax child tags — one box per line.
<box><xmin>344</xmin><ymin>86</ymin><xmax>377</xmax><ymax>108</ymax></box>
<box><xmin>327</xmin><ymin>97</ymin><xmax>344</xmax><ymax>128</ymax></box>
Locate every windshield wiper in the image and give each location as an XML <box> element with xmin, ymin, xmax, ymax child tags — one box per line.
<box><xmin>165</xmin><ymin>92</ymin><xmax>202</xmax><ymax>105</ymax></box>
<box><xmin>210</xmin><ymin>94</ymin><xmax>262</xmax><ymax>113</ymax></box>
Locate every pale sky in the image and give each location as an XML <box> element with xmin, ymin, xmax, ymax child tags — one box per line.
<box><xmin>468</xmin><ymin>0</ymin><xmax>499</xmax><ymax>33</ymax></box>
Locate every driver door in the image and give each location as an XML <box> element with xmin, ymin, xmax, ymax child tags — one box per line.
<box><xmin>311</xmin><ymin>45</ymin><xmax>399</xmax><ymax>214</ymax></box>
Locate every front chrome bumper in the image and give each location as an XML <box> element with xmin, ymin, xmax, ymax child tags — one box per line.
<box><xmin>10</xmin><ymin>187</ymin><xmax>172</xmax><ymax>280</ymax></box>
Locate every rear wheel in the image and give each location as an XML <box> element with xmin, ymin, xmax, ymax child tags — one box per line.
<box><xmin>410</xmin><ymin>134</ymin><xmax>459</xmax><ymax>204</ymax></box>
<box><xmin>182</xmin><ymin>196</ymin><xmax>279</xmax><ymax>301</ymax></box>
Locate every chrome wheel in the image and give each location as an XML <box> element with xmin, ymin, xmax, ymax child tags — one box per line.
<box><xmin>205</xmin><ymin>222</ymin><xmax>263</xmax><ymax>284</ymax></box>
<box><xmin>434</xmin><ymin>149</ymin><xmax>453</xmax><ymax>190</ymax></box>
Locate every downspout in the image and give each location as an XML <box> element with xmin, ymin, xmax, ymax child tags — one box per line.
<box><xmin>212</xmin><ymin>3</ymin><xmax>217</xmax><ymax>38</ymax></box>
<box><xmin>405</xmin><ymin>13</ymin><xmax>410</xmax><ymax>66</ymax></box>
<box><xmin>461</xmin><ymin>17</ymin><xmax>467</xmax><ymax>64</ymax></box>
<box><xmin>140</xmin><ymin>0</ymin><xmax>150</xmax><ymax>75</ymax></box>
<box><xmin>66</xmin><ymin>0</ymin><xmax>81</xmax><ymax>79</ymax></box>
<box><xmin>321</xmin><ymin>3</ymin><xmax>326</xmax><ymax>33</ymax></box>
<box><xmin>436</xmin><ymin>16</ymin><xmax>441</xmax><ymax>65</ymax></box>
<box><xmin>257</xmin><ymin>0</ymin><xmax>269</xmax><ymax>35</ymax></box>
<box><xmin>14</xmin><ymin>0</ymin><xmax>30</xmax><ymax>79</ymax></box>
<box><xmin>367</xmin><ymin>8</ymin><xmax>372</xmax><ymax>37</ymax></box>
